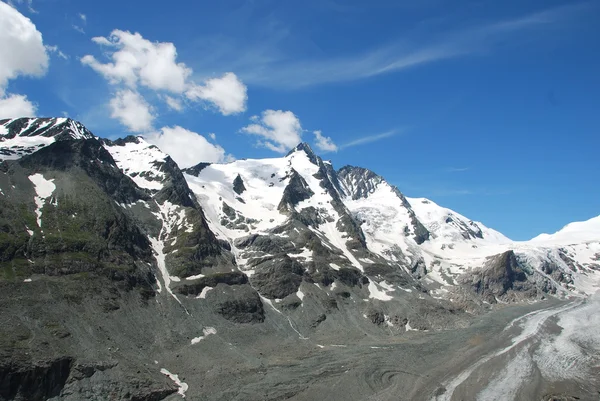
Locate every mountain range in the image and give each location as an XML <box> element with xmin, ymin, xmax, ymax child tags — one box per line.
<box><xmin>1</xmin><ymin>117</ymin><xmax>598</xmax><ymax>401</ymax></box>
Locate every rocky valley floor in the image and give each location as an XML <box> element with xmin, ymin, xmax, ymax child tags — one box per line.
<box><xmin>152</xmin><ymin>295</ymin><xmax>600</xmax><ymax>401</ymax></box>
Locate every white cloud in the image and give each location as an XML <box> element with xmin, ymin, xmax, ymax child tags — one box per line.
<box><xmin>82</xmin><ymin>29</ymin><xmax>248</xmax><ymax>129</ymax></box>
<box><xmin>0</xmin><ymin>1</ymin><xmax>48</xmax><ymax>94</ymax></box>
<box><xmin>163</xmin><ymin>95</ymin><xmax>183</xmax><ymax>111</ymax></box>
<box><xmin>72</xmin><ymin>25</ymin><xmax>85</xmax><ymax>34</ymax></box>
<box><xmin>313</xmin><ymin>130</ymin><xmax>337</xmax><ymax>152</ymax></box>
<box><xmin>45</xmin><ymin>45</ymin><xmax>68</xmax><ymax>60</ymax></box>
<box><xmin>208</xmin><ymin>133</ymin><xmax>216</xmax><ymax>141</ymax></box>
<box><xmin>7</xmin><ymin>0</ymin><xmax>36</xmax><ymax>14</ymax></box>
<box><xmin>109</xmin><ymin>89</ymin><xmax>155</xmax><ymax>133</ymax></box>
<box><xmin>186</xmin><ymin>72</ymin><xmax>247</xmax><ymax>115</ymax></box>
<box><xmin>82</xmin><ymin>30</ymin><xmax>191</xmax><ymax>93</ymax></box>
<box><xmin>0</xmin><ymin>93</ymin><xmax>36</xmax><ymax>118</ymax></box>
<box><xmin>78</xmin><ymin>13</ymin><xmax>86</xmax><ymax>23</ymax></box>
<box><xmin>145</xmin><ymin>126</ymin><xmax>232</xmax><ymax>168</ymax></box>
<box><xmin>340</xmin><ymin>130</ymin><xmax>399</xmax><ymax>149</ymax></box>
<box><xmin>240</xmin><ymin>110</ymin><xmax>302</xmax><ymax>153</ymax></box>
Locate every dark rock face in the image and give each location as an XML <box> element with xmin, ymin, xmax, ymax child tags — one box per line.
<box><xmin>173</xmin><ymin>272</ymin><xmax>248</xmax><ymax>296</ymax></box>
<box><xmin>337</xmin><ymin>166</ymin><xmax>382</xmax><ymax>200</ymax></box>
<box><xmin>233</xmin><ymin>174</ymin><xmax>246</xmax><ymax>195</ymax></box>
<box><xmin>0</xmin><ymin>357</ymin><xmax>73</xmax><ymax>401</ymax></box>
<box><xmin>250</xmin><ymin>256</ymin><xmax>304</xmax><ymax>299</ymax></box>
<box><xmin>153</xmin><ymin>156</ymin><xmax>197</xmax><ymax>208</ymax></box>
<box><xmin>278</xmin><ymin>170</ymin><xmax>314</xmax><ymax>212</ymax></box>
<box><xmin>460</xmin><ymin>250</ymin><xmax>532</xmax><ymax>303</ymax></box>
<box><xmin>181</xmin><ymin>162</ymin><xmax>211</xmax><ymax>177</ymax></box>
<box><xmin>286</xmin><ymin>143</ymin><xmax>319</xmax><ymax>165</ymax></box>
<box><xmin>20</xmin><ymin>139</ymin><xmax>148</xmax><ymax>205</ymax></box>
<box><xmin>211</xmin><ymin>284</ymin><xmax>265</xmax><ymax>323</ymax></box>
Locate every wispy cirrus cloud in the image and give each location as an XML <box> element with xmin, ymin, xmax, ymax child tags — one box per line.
<box><xmin>446</xmin><ymin>167</ymin><xmax>470</xmax><ymax>173</ymax></box>
<box><xmin>339</xmin><ymin>129</ymin><xmax>400</xmax><ymax>150</ymax></box>
<box><xmin>192</xmin><ymin>2</ymin><xmax>591</xmax><ymax>89</ymax></box>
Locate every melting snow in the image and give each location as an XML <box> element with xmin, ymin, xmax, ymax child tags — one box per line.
<box><xmin>28</xmin><ymin>174</ymin><xmax>56</xmax><ymax>228</ymax></box>
<box><xmin>367</xmin><ymin>280</ymin><xmax>393</xmax><ymax>301</ymax></box>
<box><xmin>329</xmin><ymin>263</ymin><xmax>341</xmax><ymax>271</ymax></box>
<box><xmin>160</xmin><ymin>368</ymin><xmax>188</xmax><ymax>398</ymax></box>
<box><xmin>197</xmin><ymin>286</ymin><xmax>213</xmax><ymax>299</ymax></box>
<box><xmin>191</xmin><ymin>327</ymin><xmax>217</xmax><ymax>344</ymax></box>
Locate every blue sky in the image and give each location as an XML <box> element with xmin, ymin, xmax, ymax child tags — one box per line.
<box><xmin>1</xmin><ymin>0</ymin><xmax>599</xmax><ymax>240</ymax></box>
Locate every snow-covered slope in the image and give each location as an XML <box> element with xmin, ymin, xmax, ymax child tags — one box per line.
<box><xmin>529</xmin><ymin>215</ymin><xmax>600</xmax><ymax>245</ymax></box>
<box><xmin>0</xmin><ymin>117</ymin><xmax>94</xmax><ymax>160</ymax></box>
<box><xmin>184</xmin><ymin>144</ymin><xmax>369</xmax><ymax>274</ymax></box>
<box><xmin>102</xmin><ymin>136</ymin><xmax>170</xmax><ymax>191</ymax></box>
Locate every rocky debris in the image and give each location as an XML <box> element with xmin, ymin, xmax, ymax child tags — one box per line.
<box><xmin>409</xmin><ymin>258</ymin><xmax>428</xmax><ymax>280</ymax></box>
<box><xmin>366</xmin><ymin>309</ymin><xmax>385</xmax><ymax>325</ymax></box>
<box><xmin>541</xmin><ymin>395</ymin><xmax>583</xmax><ymax>401</ymax></box>
<box><xmin>233</xmin><ymin>174</ymin><xmax>246</xmax><ymax>195</ymax></box>
<box><xmin>311</xmin><ymin>314</ymin><xmax>327</xmax><ymax>328</ymax></box>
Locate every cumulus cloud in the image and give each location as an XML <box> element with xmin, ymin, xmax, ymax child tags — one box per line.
<box><xmin>313</xmin><ymin>130</ymin><xmax>337</xmax><ymax>152</ymax></box>
<box><xmin>145</xmin><ymin>126</ymin><xmax>233</xmax><ymax>168</ymax></box>
<box><xmin>0</xmin><ymin>1</ymin><xmax>48</xmax><ymax>94</ymax></box>
<box><xmin>240</xmin><ymin>110</ymin><xmax>303</xmax><ymax>153</ymax></box>
<box><xmin>81</xmin><ymin>29</ymin><xmax>248</xmax><ymax>130</ymax></box>
<box><xmin>109</xmin><ymin>89</ymin><xmax>155</xmax><ymax>132</ymax></box>
<box><xmin>186</xmin><ymin>72</ymin><xmax>247</xmax><ymax>115</ymax></box>
<box><xmin>0</xmin><ymin>2</ymin><xmax>47</xmax><ymax>118</ymax></box>
<box><xmin>82</xmin><ymin>30</ymin><xmax>192</xmax><ymax>92</ymax></box>
<box><xmin>0</xmin><ymin>93</ymin><xmax>36</xmax><ymax>118</ymax></box>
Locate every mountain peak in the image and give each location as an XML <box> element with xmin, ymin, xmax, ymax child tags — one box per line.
<box><xmin>286</xmin><ymin>142</ymin><xmax>319</xmax><ymax>165</ymax></box>
<box><xmin>287</xmin><ymin>142</ymin><xmax>315</xmax><ymax>156</ymax></box>
<box><xmin>1</xmin><ymin>117</ymin><xmax>95</xmax><ymax>160</ymax></box>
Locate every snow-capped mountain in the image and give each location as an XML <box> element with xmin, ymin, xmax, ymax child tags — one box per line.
<box><xmin>0</xmin><ymin>117</ymin><xmax>94</xmax><ymax>160</ymax></box>
<box><xmin>1</xmin><ymin>117</ymin><xmax>599</xmax><ymax>400</ymax></box>
<box><xmin>530</xmin><ymin>215</ymin><xmax>600</xmax><ymax>245</ymax></box>
<box><xmin>1</xmin><ymin>118</ymin><xmax>598</xmax><ymax>303</ymax></box>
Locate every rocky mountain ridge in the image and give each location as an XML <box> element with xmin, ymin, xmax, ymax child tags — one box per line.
<box><xmin>0</xmin><ymin>117</ymin><xmax>598</xmax><ymax>400</ymax></box>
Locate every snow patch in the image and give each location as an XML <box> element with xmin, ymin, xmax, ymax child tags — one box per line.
<box><xmin>28</xmin><ymin>174</ymin><xmax>56</xmax><ymax>228</ymax></box>
<box><xmin>191</xmin><ymin>327</ymin><xmax>217</xmax><ymax>344</ymax></box>
<box><xmin>367</xmin><ymin>280</ymin><xmax>393</xmax><ymax>301</ymax></box>
<box><xmin>197</xmin><ymin>286</ymin><xmax>213</xmax><ymax>299</ymax></box>
<box><xmin>160</xmin><ymin>368</ymin><xmax>188</xmax><ymax>397</ymax></box>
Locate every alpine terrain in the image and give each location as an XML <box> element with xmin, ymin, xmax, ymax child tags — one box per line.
<box><xmin>1</xmin><ymin>117</ymin><xmax>599</xmax><ymax>401</ymax></box>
